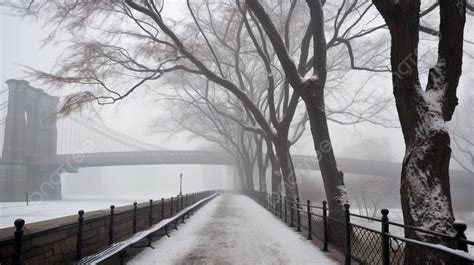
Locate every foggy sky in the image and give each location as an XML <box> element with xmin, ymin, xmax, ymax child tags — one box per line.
<box><xmin>0</xmin><ymin>1</ymin><xmax>472</xmax><ymax>200</ymax></box>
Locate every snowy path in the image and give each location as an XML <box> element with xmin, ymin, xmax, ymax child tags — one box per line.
<box><xmin>129</xmin><ymin>194</ymin><xmax>337</xmax><ymax>264</ymax></box>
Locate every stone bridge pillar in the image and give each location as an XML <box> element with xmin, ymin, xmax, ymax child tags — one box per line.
<box><xmin>0</xmin><ymin>79</ymin><xmax>60</xmax><ymax>201</ymax></box>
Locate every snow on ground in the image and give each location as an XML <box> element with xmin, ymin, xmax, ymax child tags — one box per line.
<box><xmin>129</xmin><ymin>194</ymin><xmax>337</xmax><ymax>265</ymax></box>
<box><xmin>0</xmin><ymin>201</ymin><xmax>131</xmax><ymax>228</ymax></box>
<box><xmin>0</xmin><ymin>194</ymin><xmax>176</xmax><ymax>229</ymax></box>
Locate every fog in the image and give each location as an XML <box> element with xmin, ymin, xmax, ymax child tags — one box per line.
<box><xmin>0</xmin><ymin>1</ymin><xmax>472</xmax><ymax>212</ymax></box>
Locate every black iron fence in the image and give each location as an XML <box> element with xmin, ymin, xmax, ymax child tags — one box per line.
<box><xmin>1</xmin><ymin>190</ymin><xmax>217</xmax><ymax>264</ymax></box>
<box><xmin>248</xmin><ymin>190</ymin><xmax>474</xmax><ymax>265</ymax></box>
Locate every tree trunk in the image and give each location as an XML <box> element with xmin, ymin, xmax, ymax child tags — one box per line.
<box><xmin>303</xmin><ymin>85</ymin><xmax>346</xmax><ymax>220</ymax></box>
<box><xmin>245</xmin><ymin>0</ymin><xmax>347</xmax><ymax>221</ymax></box>
<box><xmin>372</xmin><ymin>0</ymin><xmax>466</xmax><ymax>263</ymax></box>
<box><xmin>236</xmin><ymin>162</ymin><xmax>246</xmax><ymax>191</ymax></box>
<box><xmin>271</xmin><ymin>162</ymin><xmax>282</xmax><ymax>196</ymax></box>
<box><xmin>274</xmin><ymin>133</ymin><xmax>299</xmax><ymax>201</ymax></box>
<box><xmin>401</xmin><ymin>120</ymin><xmax>455</xmax><ymax>264</ymax></box>
<box><xmin>265</xmin><ymin>139</ymin><xmax>282</xmax><ymax>196</ymax></box>
<box><xmin>303</xmin><ymin>89</ymin><xmax>347</xmax><ymax>249</ymax></box>
<box><xmin>243</xmin><ymin>159</ymin><xmax>254</xmax><ymax>191</ymax></box>
<box><xmin>257</xmin><ymin>159</ymin><xmax>267</xmax><ymax>193</ymax></box>
<box><xmin>256</xmin><ymin>136</ymin><xmax>268</xmax><ymax>193</ymax></box>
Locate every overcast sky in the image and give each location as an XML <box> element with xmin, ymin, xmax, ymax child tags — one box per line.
<box><xmin>0</xmin><ymin>1</ymin><xmax>472</xmax><ymax>199</ymax></box>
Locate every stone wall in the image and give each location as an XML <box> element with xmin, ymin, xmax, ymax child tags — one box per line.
<box><xmin>0</xmin><ymin>191</ymin><xmax>213</xmax><ymax>264</ymax></box>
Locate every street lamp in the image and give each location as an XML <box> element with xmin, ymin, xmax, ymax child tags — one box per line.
<box><xmin>179</xmin><ymin>173</ymin><xmax>183</xmax><ymax>196</ymax></box>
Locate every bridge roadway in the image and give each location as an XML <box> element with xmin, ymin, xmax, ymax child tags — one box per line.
<box><xmin>19</xmin><ymin>150</ymin><xmax>471</xmax><ymax>183</ymax></box>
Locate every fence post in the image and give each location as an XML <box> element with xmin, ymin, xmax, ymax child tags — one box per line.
<box><xmin>381</xmin><ymin>209</ymin><xmax>390</xmax><ymax>265</ymax></box>
<box><xmin>109</xmin><ymin>205</ymin><xmax>115</xmax><ymax>245</ymax></box>
<box><xmin>284</xmin><ymin>196</ymin><xmax>288</xmax><ymax>224</ymax></box>
<box><xmin>161</xmin><ymin>198</ymin><xmax>165</xmax><ymax>219</ymax></box>
<box><xmin>307</xmin><ymin>200</ymin><xmax>313</xmax><ymax>240</ymax></box>
<box><xmin>76</xmin><ymin>210</ymin><xmax>84</xmax><ymax>261</ymax></box>
<box><xmin>149</xmin><ymin>199</ymin><xmax>153</xmax><ymax>227</ymax></box>
<box><xmin>267</xmin><ymin>194</ymin><xmax>270</xmax><ymax>210</ymax></box>
<box><xmin>344</xmin><ymin>203</ymin><xmax>351</xmax><ymax>265</ymax></box>
<box><xmin>269</xmin><ymin>194</ymin><xmax>273</xmax><ymax>213</ymax></box>
<box><xmin>277</xmin><ymin>195</ymin><xmax>280</xmax><ymax>216</ymax></box>
<box><xmin>176</xmin><ymin>195</ymin><xmax>180</xmax><ymax>212</ymax></box>
<box><xmin>176</xmin><ymin>194</ymin><xmax>179</xmax><ymax>212</ymax></box>
<box><xmin>322</xmin><ymin>200</ymin><xmax>328</xmax><ymax>252</ymax></box>
<box><xmin>275</xmin><ymin>194</ymin><xmax>278</xmax><ymax>216</ymax></box>
<box><xmin>170</xmin><ymin>196</ymin><xmax>174</xmax><ymax>215</ymax></box>
<box><xmin>12</xmin><ymin>219</ymin><xmax>25</xmax><ymax>265</ymax></box>
<box><xmin>297</xmin><ymin>197</ymin><xmax>301</xmax><ymax>232</ymax></box>
<box><xmin>454</xmin><ymin>221</ymin><xmax>468</xmax><ymax>252</ymax></box>
<box><xmin>271</xmin><ymin>194</ymin><xmax>274</xmax><ymax>214</ymax></box>
<box><xmin>279</xmin><ymin>196</ymin><xmax>283</xmax><ymax>219</ymax></box>
<box><xmin>132</xmin><ymin>202</ymin><xmax>137</xmax><ymax>233</ymax></box>
<box><xmin>181</xmin><ymin>195</ymin><xmax>186</xmax><ymax>223</ymax></box>
<box><xmin>185</xmin><ymin>194</ymin><xmax>189</xmax><ymax>218</ymax></box>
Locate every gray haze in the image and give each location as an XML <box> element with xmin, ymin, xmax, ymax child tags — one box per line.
<box><xmin>0</xmin><ymin>1</ymin><xmax>472</xmax><ymax>211</ymax></box>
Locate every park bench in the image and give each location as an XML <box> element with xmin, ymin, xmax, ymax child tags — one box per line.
<box><xmin>76</xmin><ymin>193</ymin><xmax>219</xmax><ymax>264</ymax></box>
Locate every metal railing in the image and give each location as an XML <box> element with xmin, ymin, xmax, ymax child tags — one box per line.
<box><xmin>248</xmin><ymin>190</ymin><xmax>474</xmax><ymax>265</ymax></box>
<box><xmin>2</xmin><ymin>190</ymin><xmax>217</xmax><ymax>264</ymax></box>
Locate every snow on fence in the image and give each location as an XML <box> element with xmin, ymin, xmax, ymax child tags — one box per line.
<box><xmin>0</xmin><ymin>190</ymin><xmax>219</xmax><ymax>264</ymax></box>
<box><xmin>247</xmin><ymin>191</ymin><xmax>474</xmax><ymax>265</ymax></box>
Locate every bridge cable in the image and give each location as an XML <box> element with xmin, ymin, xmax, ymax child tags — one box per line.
<box><xmin>44</xmin><ymin>101</ymin><xmax>172</xmax><ymax>152</ymax></box>
<box><xmin>69</xmin><ymin>116</ymin><xmax>150</xmax><ymax>152</ymax></box>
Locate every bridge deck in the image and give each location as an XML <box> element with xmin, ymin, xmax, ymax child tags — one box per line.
<box><xmin>128</xmin><ymin>194</ymin><xmax>337</xmax><ymax>264</ymax></box>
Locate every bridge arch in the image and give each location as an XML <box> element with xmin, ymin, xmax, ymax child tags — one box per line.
<box><xmin>1</xmin><ymin>79</ymin><xmax>60</xmax><ymax>201</ymax></box>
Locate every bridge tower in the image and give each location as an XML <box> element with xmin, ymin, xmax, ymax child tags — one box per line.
<box><xmin>1</xmin><ymin>79</ymin><xmax>61</xmax><ymax>201</ymax></box>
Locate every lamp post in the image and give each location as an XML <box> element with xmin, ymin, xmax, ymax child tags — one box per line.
<box><xmin>179</xmin><ymin>173</ymin><xmax>183</xmax><ymax>196</ymax></box>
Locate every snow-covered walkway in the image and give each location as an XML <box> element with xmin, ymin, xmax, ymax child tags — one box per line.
<box><xmin>129</xmin><ymin>194</ymin><xmax>337</xmax><ymax>264</ymax></box>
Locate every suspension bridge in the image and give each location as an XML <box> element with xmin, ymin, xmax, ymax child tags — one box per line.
<box><xmin>0</xmin><ymin>79</ymin><xmax>471</xmax><ymax>201</ymax></box>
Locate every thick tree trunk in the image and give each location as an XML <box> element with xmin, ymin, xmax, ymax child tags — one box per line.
<box><xmin>265</xmin><ymin>139</ymin><xmax>282</xmax><ymax>196</ymax></box>
<box><xmin>303</xmin><ymin>86</ymin><xmax>346</xmax><ymax>220</ymax></box>
<box><xmin>396</xmin><ymin>64</ymin><xmax>456</xmax><ymax>265</ymax></box>
<box><xmin>372</xmin><ymin>0</ymin><xmax>466</xmax><ymax>263</ymax></box>
<box><xmin>245</xmin><ymin>0</ymin><xmax>347</xmax><ymax>221</ymax></box>
<box><xmin>274</xmin><ymin>133</ymin><xmax>299</xmax><ymax>201</ymax></box>
<box><xmin>401</xmin><ymin>119</ymin><xmax>455</xmax><ymax>264</ymax></box>
<box><xmin>301</xmin><ymin>85</ymin><xmax>347</xmax><ymax>249</ymax></box>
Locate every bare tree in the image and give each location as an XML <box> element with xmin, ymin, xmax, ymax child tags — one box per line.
<box><xmin>168</xmin><ymin>0</ymin><xmax>394</xmax><ymax>204</ymax></box>
<box><xmin>155</xmin><ymin>84</ymin><xmax>255</xmax><ymax>189</ymax></box>
<box><xmin>1</xmin><ymin>0</ymin><xmax>393</xmax><ymax>213</ymax></box>
<box><xmin>152</xmin><ymin>75</ymin><xmax>265</xmax><ymax>191</ymax></box>
<box><xmin>371</xmin><ymin>0</ymin><xmax>467</xmax><ymax>263</ymax></box>
<box><xmin>244</xmin><ymin>0</ymin><xmax>360</xmax><ymax>218</ymax></box>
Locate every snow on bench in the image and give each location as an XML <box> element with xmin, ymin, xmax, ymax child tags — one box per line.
<box><xmin>77</xmin><ymin>193</ymin><xmax>219</xmax><ymax>265</ymax></box>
